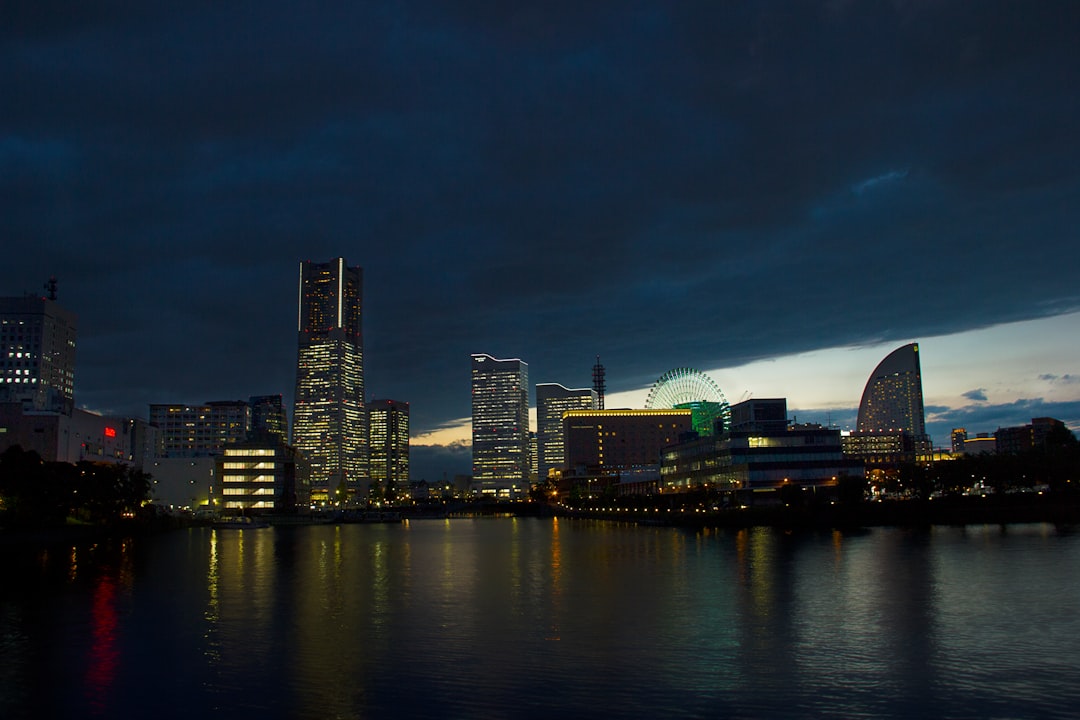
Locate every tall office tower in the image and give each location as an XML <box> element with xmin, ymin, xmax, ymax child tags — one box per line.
<box><xmin>0</xmin><ymin>293</ymin><xmax>77</xmax><ymax>414</ymax></box>
<box><xmin>856</xmin><ymin>343</ymin><xmax>926</xmax><ymax>436</ymax></box>
<box><xmin>471</xmin><ymin>354</ymin><xmax>529</xmax><ymax>499</ymax></box>
<box><xmin>250</xmin><ymin>394</ymin><xmax>288</xmax><ymax>442</ymax></box>
<box><xmin>536</xmin><ymin>383</ymin><xmax>597</xmax><ymax>481</ymax></box>
<box><xmin>293</xmin><ymin>258</ymin><xmax>367</xmax><ymax>504</ymax></box>
<box><xmin>149</xmin><ymin>401</ymin><xmax>252</xmax><ymax>457</ymax></box>
<box><xmin>368</xmin><ymin>399</ymin><xmax>409</xmax><ymax>500</ymax></box>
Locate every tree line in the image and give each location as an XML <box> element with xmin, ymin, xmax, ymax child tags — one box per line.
<box><xmin>0</xmin><ymin>445</ymin><xmax>152</xmax><ymax>528</ymax></box>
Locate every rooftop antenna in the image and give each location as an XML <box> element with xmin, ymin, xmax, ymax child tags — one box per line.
<box><xmin>592</xmin><ymin>355</ymin><xmax>606</xmax><ymax>410</ymax></box>
<box><xmin>44</xmin><ymin>276</ymin><xmax>58</xmax><ymax>301</ymax></box>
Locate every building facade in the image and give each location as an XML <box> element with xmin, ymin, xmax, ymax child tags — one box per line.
<box><xmin>845</xmin><ymin>343</ymin><xmax>931</xmax><ymax>467</ymax></box>
<box><xmin>0</xmin><ymin>404</ymin><xmax>153</xmax><ymax>465</ymax></box>
<box><xmin>995</xmin><ymin>417</ymin><xmax>1068</xmax><ymax>455</ymax></box>
<box><xmin>215</xmin><ymin>437</ymin><xmax>310</xmax><ymax>513</ymax></box>
<box><xmin>856</xmin><ymin>343</ymin><xmax>926</xmax><ymax>436</ymax></box>
<box><xmin>535</xmin><ymin>383</ymin><xmax>597</xmax><ymax>481</ymax></box>
<box><xmin>660</xmin><ymin>399</ymin><xmax>858</xmax><ymax>497</ymax></box>
<box><xmin>471</xmin><ymin>354</ymin><xmax>529</xmax><ymax>499</ymax></box>
<box><xmin>149</xmin><ymin>401</ymin><xmax>252</xmax><ymax>457</ymax></box>
<box><xmin>250</xmin><ymin>394</ymin><xmax>288</xmax><ymax>443</ymax></box>
<box><xmin>563</xmin><ymin>408</ymin><xmax>692</xmax><ymax>473</ymax></box>
<box><xmin>0</xmin><ymin>294</ymin><xmax>77</xmax><ymax>414</ymax></box>
<box><xmin>292</xmin><ymin>258</ymin><xmax>367</xmax><ymax>504</ymax></box>
<box><xmin>368</xmin><ymin>399</ymin><xmax>409</xmax><ymax>500</ymax></box>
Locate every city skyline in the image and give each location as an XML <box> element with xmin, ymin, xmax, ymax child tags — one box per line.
<box><xmin>3</xmin><ymin>3</ymin><xmax>1078</xmax><ymax>483</ymax></box>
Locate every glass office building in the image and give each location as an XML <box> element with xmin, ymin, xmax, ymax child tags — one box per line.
<box><xmin>292</xmin><ymin>258</ymin><xmax>367</xmax><ymax>504</ymax></box>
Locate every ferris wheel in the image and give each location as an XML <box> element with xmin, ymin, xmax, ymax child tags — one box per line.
<box><xmin>645</xmin><ymin>367</ymin><xmax>731</xmax><ymax>434</ymax></box>
<box><xmin>645</xmin><ymin>367</ymin><xmax>726</xmax><ymax>408</ymax></box>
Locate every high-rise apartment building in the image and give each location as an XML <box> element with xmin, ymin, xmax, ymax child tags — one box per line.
<box><xmin>535</xmin><ymin>383</ymin><xmax>597</xmax><ymax>480</ymax></box>
<box><xmin>292</xmin><ymin>258</ymin><xmax>367</xmax><ymax>504</ymax></box>
<box><xmin>0</xmin><ymin>294</ymin><xmax>77</xmax><ymax>414</ymax></box>
<box><xmin>368</xmin><ymin>399</ymin><xmax>409</xmax><ymax>500</ymax></box>
<box><xmin>149</xmin><ymin>401</ymin><xmax>252</xmax><ymax>457</ymax></box>
<box><xmin>250</xmin><ymin>394</ymin><xmax>288</xmax><ymax>442</ymax></box>
<box><xmin>471</xmin><ymin>354</ymin><xmax>529</xmax><ymax>499</ymax></box>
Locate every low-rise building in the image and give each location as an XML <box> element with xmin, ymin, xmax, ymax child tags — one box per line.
<box><xmin>660</xmin><ymin>399</ymin><xmax>860</xmax><ymax>500</ymax></box>
<box><xmin>213</xmin><ymin>436</ymin><xmax>309</xmax><ymax>513</ymax></box>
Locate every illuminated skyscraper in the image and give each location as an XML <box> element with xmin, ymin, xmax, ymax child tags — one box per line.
<box><xmin>843</xmin><ymin>342</ymin><xmax>930</xmax><ymax>466</ymax></box>
<box><xmin>536</xmin><ymin>383</ymin><xmax>597</xmax><ymax>480</ymax></box>
<box><xmin>369</xmin><ymin>399</ymin><xmax>409</xmax><ymax>500</ymax></box>
<box><xmin>250</xmin><ymin>394</ymin><xmax>288</xmax><ymax>442</ymax></box>
<box><xmin>292</xmin><ymin>258</ymin><xmax>367</xmax><ymax>504</ymax></box>
<box><xmin>856</xmin><ymin>343</ymin><xmax>926</xmax><ymax>436</ymax></box>
<box><xmin>471</xmin><ymin>354</ymin><xmax>529</xmax><ymax>499</ymax></box>
<box><xmin>0</xmin><ymin>293</ymin><xmax>77</xmax><ymax>414</ymax></box>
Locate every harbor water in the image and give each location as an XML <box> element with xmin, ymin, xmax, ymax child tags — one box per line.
<box><xmin>2</xmin><ymin>518</ymin><xmax>1079</xmax><ymax>719</ymax></box>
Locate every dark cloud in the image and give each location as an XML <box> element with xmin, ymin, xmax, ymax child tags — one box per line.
<box><xmin>410</xmin><ymin>442</ymin><xmax>472</xmax><ymax>484</ymax></box>
<box><xmin>3</xmin><ymin>2</ymin><xmax>1079</xmax><ymax>446</ymax></box>
<box><xmin>963</xmin><ymin>389</ymin><xmax>989</xmax><ymax>403</ymax></box>
<box><xmin>1040</xmin><ymin>374</ymin><xmax>1078</xmax><ymax>385</ymax></box>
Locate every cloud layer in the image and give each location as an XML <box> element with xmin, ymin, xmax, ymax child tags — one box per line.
<box><xmin>3</xmin><ymin>2</ymin><xmax>1078</xmax><ymax>441</ymax></box>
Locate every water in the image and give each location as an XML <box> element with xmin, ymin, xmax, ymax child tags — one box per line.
<box><xmin>2</xmin><ymin>519</ymin><xmax>1079</xmax><ymax>719</ymax></box>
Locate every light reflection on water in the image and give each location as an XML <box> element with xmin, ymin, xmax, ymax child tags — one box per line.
<box><xmin>1</xmin><ymin>520</ymin><xmax>1079</xmax><ymax>719</ymax></box>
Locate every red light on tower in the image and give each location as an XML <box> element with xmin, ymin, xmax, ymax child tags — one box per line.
<box><xmin>104</xmin><ymin>427</ymin><xmax>117</xmax><ymax>438</ymax></box>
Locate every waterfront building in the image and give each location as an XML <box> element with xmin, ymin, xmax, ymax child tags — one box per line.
<box><xmin>0</xmin><ymin>403</ymin><xmax>151</xmax><ymax>465</ymax></box>
<box><xmin>0</xmin><ymin>293</ymin><xmax>77</xmax><ymax>414</ymax></box>
<box><xmin>292</xmin><ymin>258</ymin><xmax>367</xmax><ymax>504</ymax></box>
<box><xmin>660</xmin><ymin>398</ymin><xmax>858</xmax><ymax>498</ymax></box>
<box><xmin>214</xmin><ymin>436</ymin><xmax>310</xmax><ymax>513</ymax></box>
<box><xmin>369</xmin><ymin>399</ymin><xmax>409</xmax><ymax>501</ymax></box>
<box><xmin>149</xmin><ymin>401</ymin><xmax>252</xmax><ymax>457</ymax></box>
<box><xmin>471</xmin><ymin>354</ymin><xmax>529</xmax><ymax>499</ymax></box>
<box><xmin>844</xmin><ymin>343</ymin><xmax>931</xmax><ymax>468</ymax></box>
<box><xmin>563</xmin><ymin>408</ymin><xmax>692</xmax><ymax>474</ymax></box>
<box><xmin>535</xmin><ymin>383</ymin><xmax>597</xmax><ymax>480</ymax></box>
<box><xmin>250</xmin><ymin>394</ymin><xmax>288</xmax><ymax>443</ymax></box>
<box><xmin>856</xmin><ymin>343</ymin><xmax>926</xmax><ymax>436</ymax></box>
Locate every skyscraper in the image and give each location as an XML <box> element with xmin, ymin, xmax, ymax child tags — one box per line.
<box><xmin>292</xmin><ymin>258</ymin><xmax>367</xmax><ymax>505</ymax></box>
<box><xmin>842</xmin><ymin>342</ymin><xmax>930</xmax><ymax>466</ymax></box>
<box><xmin>535</xmin><ymin>383</ymin><xmax>597</xmax><ymax>481</ymax></box>
<box><xmin>856</xmin><ymin>343</ymin><xmax>926</xmax><ymax>436</ymax></box>
<box><xmin>250</xmin><ymin>394</ymin><xmax>288</xmax><ymax>442</ymax></box>
<box><xmin>471</xmin><ymin>354</ymin><xmax>529</xmax><ymax>499</ymax></box>
<box><xmin>0</xmin><ymin>293</ymin><xmax>77</xmax><ymax>414</ymax></box>
<box><xmin>369</xmin><ymin>399</ymin><xmax>409</xmax><ymax>500</ymax></box>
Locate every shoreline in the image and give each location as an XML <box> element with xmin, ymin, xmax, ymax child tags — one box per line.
<box><xmin>558</xmin><ymin>494</ymin><xmax>1080</xmax><ymax>530</ymax></box>
<box><xmin>3</xmin><ymin>494</ymin><xmax>1079</xmax><ymax>549</ymax></box>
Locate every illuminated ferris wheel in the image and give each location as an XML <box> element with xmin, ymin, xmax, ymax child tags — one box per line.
<box><xmin>645</xmin><ymin>367</ymin><xmax>731</xmax><ymax>434</ymax></box>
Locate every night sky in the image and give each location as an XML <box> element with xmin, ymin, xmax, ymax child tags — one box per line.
<box><xmin>4</xmin><ymin>2</ymin><xmax>1078</xmax><ymax>480</ymax></box>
